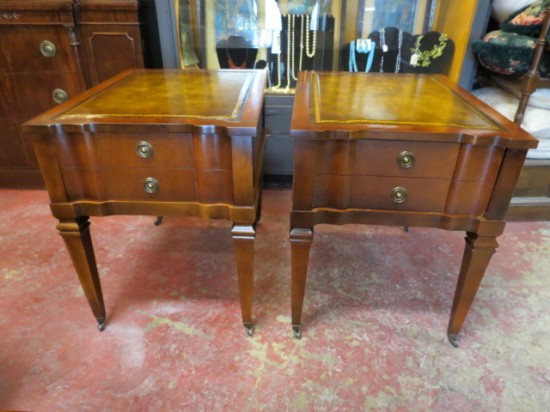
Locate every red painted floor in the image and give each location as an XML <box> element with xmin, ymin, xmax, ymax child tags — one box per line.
<box><xmin>1</xmin><ymin>188</ymin><xmax>549</xmax><ymax>410</ymax></box>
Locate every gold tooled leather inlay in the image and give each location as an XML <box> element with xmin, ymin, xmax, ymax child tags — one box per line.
<box><xmin>310</xmin><ymin>73</ymin><xmax>503</xmax><ymax>130</ymax></box>
<box><xmin>57</xmin><ymin>71</ymin><xmax>255</xmax><ymax>122</ymax></box>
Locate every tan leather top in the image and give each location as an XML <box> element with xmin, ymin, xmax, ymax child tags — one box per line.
<box><xmin>23</xmin><ymin>69</ymin><xmax>266</xmax><ymax>135</ymax></box>
<box><xmin>291</xmin><ymin>72</ymin><xmax>538</xmax><ymax>148</ymax></box>
<box><xmin>58</xmin><ymin>70</ymin><xmax>256</xmax><ymax>121</ymax></box>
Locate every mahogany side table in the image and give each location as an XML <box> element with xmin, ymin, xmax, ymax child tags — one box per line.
<box><xmin>23</xmin><ymin>69</ymin><xmax>266</xmax><ymax>336</ymax></box>
<box><xmin>289</xmin><ymin>72</ymin><xmax>538</xmax><ymax>346</ymax></box>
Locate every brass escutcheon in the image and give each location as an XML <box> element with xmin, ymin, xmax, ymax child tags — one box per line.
<box><xmin>52</xmin><ymin>88</ymin><xmax>68</xmax><ymax>104</ymax></box>
<box><xmin>143</xmin><ymin>177</ymin><xmax>159</xmax><ymax>194</ymax></box>
<box><xmin>391</xmin><ymin>186</ymin><xmax>407</xmax><ymax>203</ymax></box>
<box><xmin>40</xmin><ymin>40</ymin><xmax>57</xmax><ymax>58</ymax></box>
<box><xmin>397</xmin><ymin>150</ymin><xmax>415</xmax><ymax>168</ymax></box>
<box><xmin>136</xmin><ymin>141</ymin><xmax>154</xmax><ymax>158</ymax></box>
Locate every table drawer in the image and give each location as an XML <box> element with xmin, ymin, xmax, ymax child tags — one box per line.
<box><xmin>312</xmin><ymin>175</ymin><xmax>451</xmax><ymax>212</ymax></box>
<box><xmin>353</xmin><ymin>140</ymin><xmax>459</xmax><ymax>178</ymax></box>
<box><xmin>95</xmin><ymin>133</ymin><xmax>196</xmax><ymax>168</ymax></box>
<box><xmin>99</xmin><ymin>168</ymin><xmax>235</xmax><ymax>203</ymax></box>
<box><xmin>100</xmin><ymin>168</ymin><xmax>198</xmax><ymax>201</ymax></box>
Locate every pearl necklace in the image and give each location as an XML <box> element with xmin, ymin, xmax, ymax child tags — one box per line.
<box><xmin>286</xmin><ymin>14</ymin><xmax>293</xmax><ymax>90</ymax></box>
<box><xmin>290</xmin><ymin>14</ymin><xmax>298</xmax><ymax>81</ymax></box>
<box><xmin>305</xmin><ymin>14</ymin><xmax>317</xmax><ymax>59</ymax></box>
<box><xmin>273</xmin><ymin>31</ymin><xmax>282</xmax><ymax>89</ymax></box>
<box><xmin>298</xmin><ymin>14</ymin><xmax>304</xmax><ymax>73</ymax></box>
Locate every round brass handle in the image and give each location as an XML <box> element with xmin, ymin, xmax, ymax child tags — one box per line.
<box><xmin>390</xmin><ymin>187</ymin><xmax>407</xmax><ymax>203</ymax></box>
<box><xmin>143</xmin><ymin>177</ymin><xmax>159</xmax><ymax>194</ymax></box>
<box><xmin>40</xmin><ymin>40</ymin><xmax>57</xmax><ymax>58</ymax></box>
<box><xmin>52</xmin><ymin>88</ymin><xmax>68</xmax><ymax>104</ymax></box>
<box><xmin>136</xmin><ymin>141</ymin><xmax>154</xmax><ymax>159</ymax></box>
<box><xmin>397</xmin><ymin>151</ymin><xmax>415</xmax><ymax>169</ymax></box>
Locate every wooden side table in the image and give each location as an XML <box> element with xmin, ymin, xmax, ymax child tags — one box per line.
<box><xmin>289</xmin><ymin>72</ymin><xmax>538</xmax><ymax>346</ymax></box>
<box><xmin>23</xmin><ymin>69</ymin><xmax>266</xmax><ymax>336</ymax></box>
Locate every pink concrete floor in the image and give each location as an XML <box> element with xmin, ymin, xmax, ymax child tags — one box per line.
<box><xmin>1</xmin><ymin>188</ymin><xmax>549</xmax><ymax>410</ymax></box>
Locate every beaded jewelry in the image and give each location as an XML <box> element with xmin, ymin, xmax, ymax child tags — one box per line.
<box><xmin>410</xmin><ymin>33</ymin><xmax>449</xmax><ymax>67</ymax></box>
<box><xmin>305</xmin><ymin>14</ymin><xmax>317</xmax><ymax>58</ymax></box>
<box><xmin>291</xmin><ymin>14</ymin><xmax>298</xmax><ymax>81</ymax></box>
<box><xmin>395</xmin><ymin>29</ymin><xmax>403</xmax><ymax>73</ymax></box>
<box><xmin>349</xmin><ymin>39</ymin><xmax>375</xmax><ymax>73</ymax></box>
<box><xmin>272</xmin><ymin>31</ymin><xmax>282</xmax><ymax>89</ymax></box>
<box><xmin>379</xmin><ymin>28</ymin><xmax>386</xmax><ymax>72</ymax></box>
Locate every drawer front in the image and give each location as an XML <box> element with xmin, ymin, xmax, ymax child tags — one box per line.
<box><xmin>314</xmin><ymin>139</ymin><xmax>458</xmax><ymax>178</ymax></box>
<box><xmin>353</xmin><ymin>140</ymin><xmax>459</xmax><ymax>178</ymax></box>
<box><xmin>94</xmin><ymin>133</ymin><xmax>196</xmax><ymax>169</ymax></box>
<box><xmin>101</xmin><ymin>168</ymin><xmax>198</xmax><ymax>202</ymax></box>
<box><xmin>0</xmin><ymin>26</ymin><xmax>77</xmax><ymax>73</ymax></box>
<box><xmin>312</xmin><ymin>175</ymin><xmax>451</xmax><ymax>212</ymax></box>
<box><xmin>6</xmin><ymin>72</ymin><xmax>81</xmax><ymax>116</ymax></box>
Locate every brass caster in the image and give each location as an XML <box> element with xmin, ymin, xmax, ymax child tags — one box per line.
<box><xmin>403</xmin><ymin>226</ymin><xmax>409</xmax><ymax>232</ymax></box>
<box><xmin>98</xmin><ymin>321</ymin><xmax>106</xmax><ymax>332</ymax></box>
<box><xmin>448</xmin><ymin>334</ymin><xmax>459</xmax><ymax>348</ymax></box>
<box><xmin>244</xmin><ymin>324</ymin><xmax>254</xmax><ymax>337</ymax></box>
<box><xmin>154</xmin><ymin>216</ymin><xmax>164</xmax><ymax>226</ymax></box>
<box><xmin>292</xmin><ymin>326</ymin><xmax>302</xmax><ymax>339</ymax></box>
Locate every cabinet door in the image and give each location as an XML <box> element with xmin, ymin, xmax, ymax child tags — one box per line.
<box><xmin>79</xmin><ymin>24</ymin><xmax>144</xmax><ymax>86</ymax></box>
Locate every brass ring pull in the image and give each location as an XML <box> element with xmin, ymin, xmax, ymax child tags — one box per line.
<box><xmin>143</xmin><ymin>177</ymin><xmax>159</xmax><ymax>194</ymax></box>
<box><xmin>391</xmin><ymin>187</ymin><xmax>407</xmax><ymax>203</ymax></box>
<box><xmin>397</xmin><ymin>151</ymin><xmax>415</xmax><ymax>169</ymax></box>
<box><xmin>136</xmin><ymin>141</ymin><xmax>154</xmax><ymax>158</ymax></box>
<box><xmin>40</xmin><ymin>40</ymin><xmax>57</xmax><ymax>58</ymax></box>
<box><xmin>52</xmin><ymin>88</ymin><xmax>68</xmax><ymax>104</ymax></box>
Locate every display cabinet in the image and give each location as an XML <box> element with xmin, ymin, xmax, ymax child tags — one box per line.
<box><xmin>154</xmin><ymin>0</ymin><xmax>445</xmax><ymax>178</ymax></box>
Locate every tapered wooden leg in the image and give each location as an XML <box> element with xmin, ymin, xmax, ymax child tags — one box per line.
<box><xmin>57</xmin><ymin>217</ymin><xmax>106</xmax><ymax>331</ymax></box>
<box><xmin>231</xmin><ymin>224</ymin><xmax>255</xmax><ymax>336</ymax></box>
<box><xmin>290</xmin><ymin>227</ymin><xmax>314</xmax><ymax>339</ymax></box>
<box><xmin>448</xmin><ymin>232</ymin><xmax>498</xmax><ymax>347</ymax></box>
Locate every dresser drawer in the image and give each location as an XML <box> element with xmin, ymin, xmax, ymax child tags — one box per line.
<box><xmin>95</xmin><ymin>133</ymin><xmax>195</xmax><ymax>168</ymax></box>
<box><xmin>353</xmin><ymin>140</ymin><xmax>459</xmax><ymax>178</ymax></box>
<box><xmin>312</xmin><ymin>175</ymin><xmax>451</xmax><ymax>212</ymax></box>
<box><xmin>0</xmin><ymin>26</ymin><xmax>77</xmax><ymax>73</ymax></box>
<box><xmin>100</xmin><ymin>168</ymin><xmax>198</xmax><ymax>201</ymax></box>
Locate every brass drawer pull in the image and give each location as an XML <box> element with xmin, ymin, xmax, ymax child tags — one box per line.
<box><xmin>397</xmin><ymin>151</ymin><xmax>415</xmax><ymax>169</ymax></box>
<box><xmin>40</xmin><ymin>40</ymin><xmax>57</xmax><ymax>58</ymax></box>
<box><xmin>391</xmin><ymin>187</ymin><xmax>407</xmax><ymax>203</ymax></box>
<box><xmin>52</xmin><ymin>88</ymin><xmax>68</xmax><ymax>104</ymax></box>
<box><xmin>143</xmin><ymin>177</ymin><xmax>159</xmax><ymax>194</ymax></box>
<box><xmin>136</xmin><ymin>141</ymin><xmax>154</xmax><ymax>158</ymax></box>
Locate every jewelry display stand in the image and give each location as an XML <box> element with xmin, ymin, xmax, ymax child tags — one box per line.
<box><xmin>216</xmin><ymin>35</ymin><xmax>258</xmax><ymax>69</ymax></box>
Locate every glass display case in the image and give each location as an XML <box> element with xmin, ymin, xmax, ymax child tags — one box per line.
<box><xmin>156</xmin><ymin>0</ymin><xmax>440</xmax><ymax>94</ymax></box>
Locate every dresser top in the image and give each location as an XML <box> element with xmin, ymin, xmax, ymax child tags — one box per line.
<box><xmin>291</xmin><ymin>71</ymin><xmax>538</xmax><ymax>148</ymax></box>
<box><xmin>23</xmin><ymin>69</ymin><xmax>266</xmax><ymax>135</ymax></box>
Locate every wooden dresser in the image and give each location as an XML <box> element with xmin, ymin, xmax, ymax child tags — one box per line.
<box><xmin>23</xmin><ymin>69</ymin><xmax>266</xmax><ymax>335</ymax></box>
<box><xmin>0</xmin><ymin>0</ymin><xmax>144</xmax><ymax>188</ymax></box>
<box><xmin>289</xmin><ymin>72</ymin><xmax>538</xmax><ymax>346</ymax></box>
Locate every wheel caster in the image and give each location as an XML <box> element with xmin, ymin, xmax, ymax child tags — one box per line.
<box><xmin>244</xmin><ymin>325</ymin><xmax>254</xmax><ymax>337</ymax></box>
<box><xmin>154</xmin><ymin>216</ymin><xmax>163</xmax><ymax>226</ymax></box>
<box><xmin>403</xmin><ymin>226</ymin><xmax>409</xmax><ymax>232</ymax></box>
<box><xmin>292</xmin><ymin>326</ymin><xmax>302</xmax><ymax>339</ymax></box>
<box><xmin>448</xmin><ymin>334</ymin><xmax>459</xmax><ymax>348</ymax></box>
<box><xmin>98</xmin><ymin>321</ymin><xmax>106</xmax><ymax>332</ymax></box>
